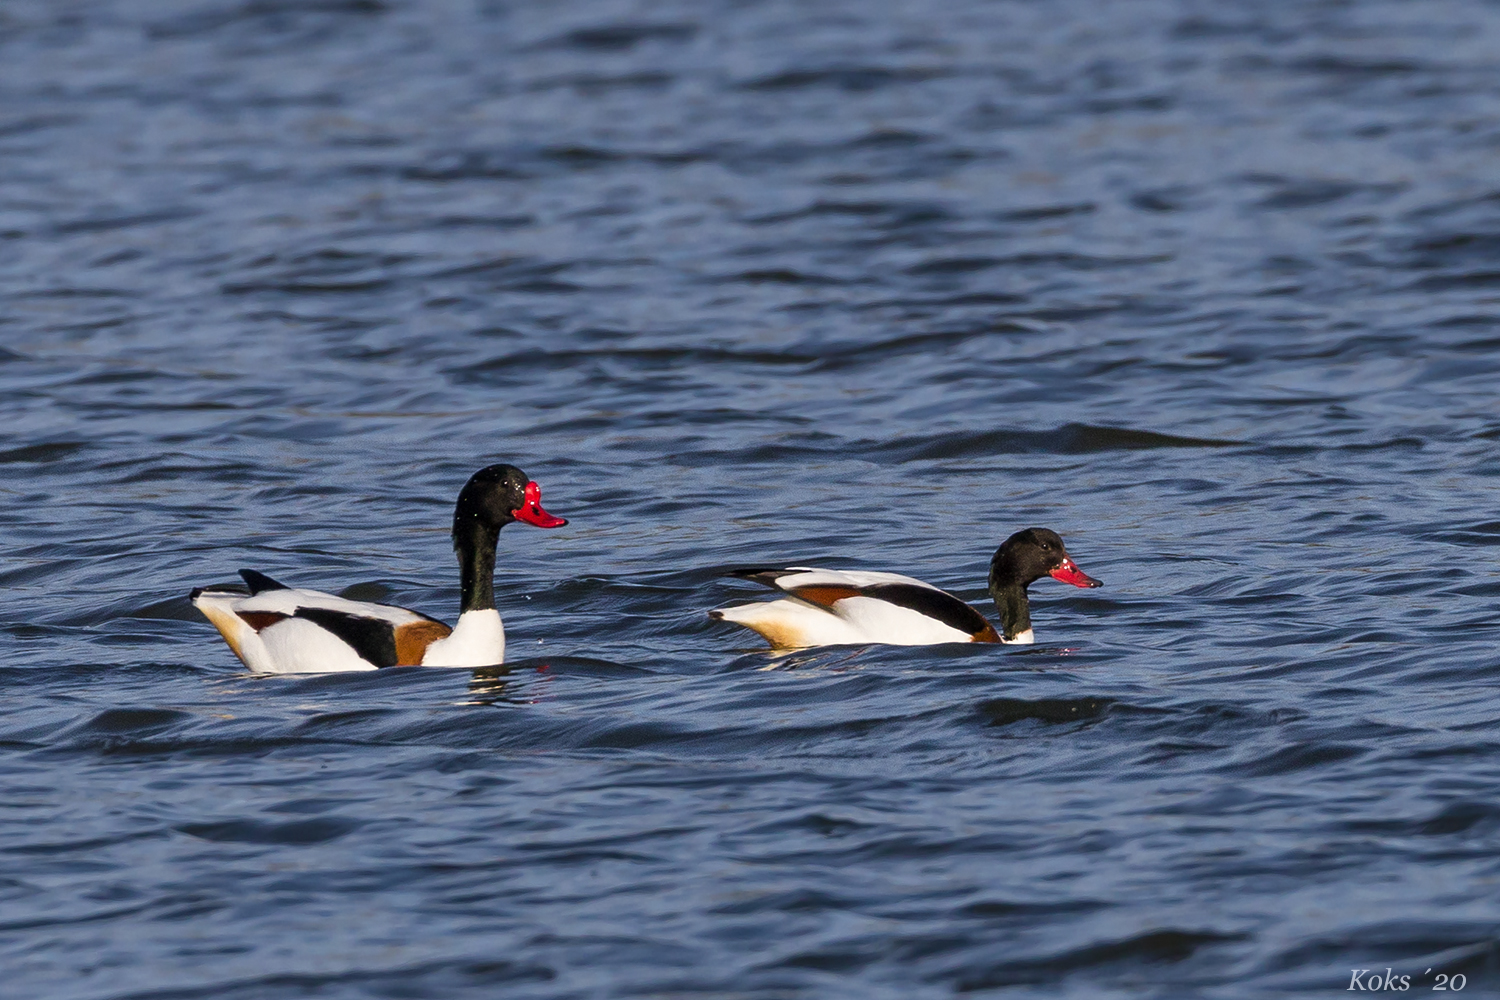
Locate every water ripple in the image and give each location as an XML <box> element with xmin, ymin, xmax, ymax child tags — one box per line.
<box><xmin>5</xmin><ymin>0</ymin><xmax>1500</xmax><ymax>997</ymax></box>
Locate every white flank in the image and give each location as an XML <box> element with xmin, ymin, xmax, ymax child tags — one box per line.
<box><xmin>421</xmin><ymin>609</ymin><xmax>505</xmax><ymax>667</ymax></box>
<box><xmin>830</xmin><ymin>595</ymin><xmax>975</xmax><ymax>644</ymax></box>
<box><xmin>713</xmin><ymin>592</ymin><xmax>974</xmax><ymax>648</ymax></box>
<box><xmin>192</xmin><ymin>584</ymin><xmax>432</xmax><ymax>674</ymax></box>
<box><xmin>259</xmin><ymin>618</ymin><xmax>380</xmax><ymax>673</ymax></box>
<box><xmin>712</xmin><ymin>598</ymin><xmax>868</xmax><ymax>648</ymax></box>
<box><xmin>1003</xmin><ymin>628</ymin><xmax>1035</xmax><ymax>645</ymax></box>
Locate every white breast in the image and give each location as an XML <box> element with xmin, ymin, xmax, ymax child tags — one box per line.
<box><xmin>421</xmin><ymin>609</ymin><xmax>505</xmax><ymax>667</ymax></box>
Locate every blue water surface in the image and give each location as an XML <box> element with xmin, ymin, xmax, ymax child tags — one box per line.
<box><xmin>4</xmin><ymin>1</ymin><xmax>1500</xmax><ymax>997</ymax></box>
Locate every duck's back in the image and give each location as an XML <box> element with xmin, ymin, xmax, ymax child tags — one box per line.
<box><xmin>191</xmin><ymin>576</ymin><xmax>451</xmax><ymax>674</ymax></box>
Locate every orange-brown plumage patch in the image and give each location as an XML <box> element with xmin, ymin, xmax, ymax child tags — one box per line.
<box><xmin>395</xmin><ymin>620</ymin><xmax>453</xmax><ymax>665</ymax></box>
<box><xmin>970</xmin><ymin>622</ymin><xmax>1001</xmax><ymax>643</ymax></box>
<box><xmin>737</xmin><ymin>619</ymin><xmax>814</xmax><ymax>650</ymax></box>
<box><xmin>238</xmin><ymin>611</ymin><xmax>289</xmax><ymax>631</ymax></box>
<box><xmin>196</xmin><ymin>602</ymin><xmax>251</xmax><ymax>665</ymax></box>
<box><xmin>788</xmin><ymin>585</ymin><xmax>862</xmax><ymax>608</ymax></box>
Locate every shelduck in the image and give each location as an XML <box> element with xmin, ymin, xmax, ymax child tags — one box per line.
<box><xmin>709</xmin><ymin>527</ymin><xmax>1100</xmax><ymax>649</ymax></box>
<box><xmin>190</xmin><ymin>464</ymin><xmax>567</xmax><ymax>673</ymax></box>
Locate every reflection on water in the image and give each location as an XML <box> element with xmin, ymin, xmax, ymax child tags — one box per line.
<box><xmin>465</xmin><ymin>664</ymin><xmax>523</xmax><ymax>705</ymax></box>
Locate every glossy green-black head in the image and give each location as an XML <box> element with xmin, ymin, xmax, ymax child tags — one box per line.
<box><xmin>452</xmin><ymin>463</ymin><xmax>567</xmax><ymax>541</ymax></box>
<box><xmin>989</xmin><ymin>527</ymin><xmax>1101</xmax><ymax>590</ymax></box>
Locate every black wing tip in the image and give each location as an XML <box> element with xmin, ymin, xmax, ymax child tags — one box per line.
<box><xmin>728</xmin><ymin>567</ymin><xmax>793</xmax><ymax>582</ymax></box>
<box><xmin>239</xmin><ymin>569</ymin><xmax>290</xmax><ymax>595</ymax></box>
<box><xmin>707</xmin><ymin>609</ymin><xmax>725</xmax><ymax>620</ymax></box>
<box><xmin>190</xmin><ymin>583</ymin><xmax>250</xmax><ymax>600</ymax></box>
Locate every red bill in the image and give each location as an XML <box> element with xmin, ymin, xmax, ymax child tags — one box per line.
<box><xmin>512</xmin><ymin>481</ymin><xmax>567</xmax><ymax>528</ymax></box>
<box><xmin>1049</xmin><ymin>557</ymin><xmax>1101</xmax><ymax>588</ymax></box>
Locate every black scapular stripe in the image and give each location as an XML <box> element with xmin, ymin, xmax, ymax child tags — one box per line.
<box><xmin>240</xmin><ymin>569</ymin><xmax>290</xmax><ymax>595</ymax></box>
<box><xmin>863</xmin><ymin>583</ymin><xmax>992</xmax><ymax>635</ymax></box>
<box><xmin>294</xmin><ymin>607</ymin><xmax>398</xmax><ymax>667</ymax></box>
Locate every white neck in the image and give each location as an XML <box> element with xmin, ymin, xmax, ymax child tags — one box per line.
<box><xmin>421</xmin><ymin>609</ymin><xmax>505</xmax><ymax>667</ymax></box>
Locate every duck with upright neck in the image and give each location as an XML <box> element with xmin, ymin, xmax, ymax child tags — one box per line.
<box><xmin>191</xmin><ymin>464</ymin><xmax>567</xmax><ymax>673</ymax></box>
<box><xmin>709</xmin><ymin>528</ymin><xmax>1100</xmax><ymax>649</ymax></box>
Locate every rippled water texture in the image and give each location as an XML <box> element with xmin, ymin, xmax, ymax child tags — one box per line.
<box><xmin>5</xmin><ymin>1</ymin><xmax>1500</xmax><ymax>997</ymax></box>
